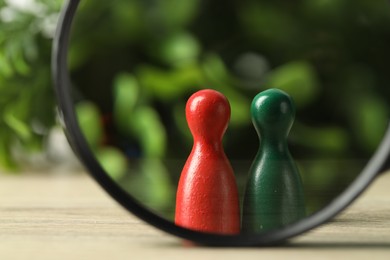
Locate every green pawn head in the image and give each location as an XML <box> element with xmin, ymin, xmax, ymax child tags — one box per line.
<box><xmin>251</xmin><ymin>88</ymin><xmax>295</xmax><ymax>139</ymax></box>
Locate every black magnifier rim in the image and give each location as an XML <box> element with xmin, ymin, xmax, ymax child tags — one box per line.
<box><xmin>52</xmin><ymin>0</ymin><xmax>390</xmax><ymax>246</ymax></box>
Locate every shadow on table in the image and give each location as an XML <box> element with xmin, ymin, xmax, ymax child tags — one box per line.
<box><xmin>149</xmin><ymin>240</ymin><xmax>390</xmax><ymax>249</ymax></box>
<box><xmin>286</xmin><ymin>241</ymin><xmax>390</xmax><ymax>249</ymax></box>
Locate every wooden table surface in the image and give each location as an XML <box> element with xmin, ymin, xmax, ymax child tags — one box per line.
<box><xmin>1</xmin><ymin>170</ymin><xmax>390</xmax><ymax>260</ymax></box>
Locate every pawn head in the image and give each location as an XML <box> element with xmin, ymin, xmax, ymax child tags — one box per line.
<box><xmin>251</xmin><ymin>88</ymin><xmax>295</xmax><ymax>138</ymax></box>
<box><xmin>186</xmin><ymin>89</ymin><xmax>230</xmax><ymax>141</ymax></box>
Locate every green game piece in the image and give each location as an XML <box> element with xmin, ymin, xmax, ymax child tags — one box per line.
<box><xmin>242</xmin><ymin>88</ymin><xmax>306</xmax><ymax>233</ymax></box>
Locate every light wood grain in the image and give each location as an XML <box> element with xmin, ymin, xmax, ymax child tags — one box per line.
<box><xmin>1</xmin><ymin>171</ymin><xmax>389</xmax><ymax>260</ymax></box>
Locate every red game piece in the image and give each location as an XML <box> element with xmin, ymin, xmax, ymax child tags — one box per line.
<box><xmin>175</xmin><ymin>89</ymin><xmax>240</xmax><ymax>234</ymax></box>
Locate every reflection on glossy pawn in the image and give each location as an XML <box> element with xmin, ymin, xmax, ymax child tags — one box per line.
<box><xmin>175</xmin><ymin>89</ymin><xmax>240</xmax><ymax>234</ymax></box>
<box><xmin>242</xmin><ymin>88</ymin><xmax>306</xmax><ymax>233</ymax></box>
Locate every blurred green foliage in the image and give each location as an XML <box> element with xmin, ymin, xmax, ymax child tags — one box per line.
<box><xmin>0</xmin><ymin>0</ymin><xmax>63</xmax><ymax>170</ymax></box>
<box><xmin>69</xmin><ymin>0</ymin><xmax>390</xmax><ymax>216</ymax></box>
<box><xmin>1</xmin><ymin>0</ymin><xmax>390</xmax><ymax>217</ymax></box>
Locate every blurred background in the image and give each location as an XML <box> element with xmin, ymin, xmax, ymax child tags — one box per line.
<box><xmin>1</xmin><ymin>0</ymin><xmax>390</xmax><ymax>223</ymax></box>
<box><xmin>0</xmin><ymin>0</ymin><xmax>68</xmax><ymax>171</ymax></box>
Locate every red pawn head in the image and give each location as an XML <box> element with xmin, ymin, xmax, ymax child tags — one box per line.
<box><xmin>186</xmin><ymin>89</ymin><xmax>231</xmax><ymax>143</ymax></box>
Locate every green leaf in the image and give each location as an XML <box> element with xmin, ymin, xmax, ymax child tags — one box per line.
<box><xmin>351</xmin><ymin>95</ymin><xmax>388</xmax><ymax>152</ymax></box>
<box><xmin>0</xmin><ymin>130</ymin><xmax>18</xmax><ymax>171</ymax></box>
<box><xmin>75</xmin><ymin>101</ymin><xmax>103</xmax><ymax>150</ymax></box>
<box><xmin>113</xmin><ymin>73</ymin><xmax>140</xmax><ymax>134</ymax></box>
<box><xmin>137</xmin><ymin>64</ymin><xmax>201</xmax><ymax>101</ymax></box>
<box><xmin>201</xmin><ymin>53</ymin><xmax>231</xmax><ymax>84</ymax></box>
<box><xmin>0</xmin><ymin>51</ymin><xmax>13</xmax><ymax>78</ymax></box>
<box><xmin>95</xmin><ymin>146</ymin><xmax>128</xmax><ymax>181</ymax></box>
<box><xmin>128</xmin><ymin>159</ymin><xmax>174</xmax><ymax>213</ymax></box>
<box><xmin>2</xmin><ymin>93</ymin><xmax>33</xmax><ymax>141</ymax></box>
<box><xmin>266</xmin><ymin>61</ymin><xmax>320</xmax><ymax>108</ymax></box>
<box><xmin>151</xmin><ymin>31</ymin><xmax>201</xmax><ymax>68</ymax></box>
<box><xmin>7</xmin><ymin>41</ymin><xmax>31</xmax><ymax>75</ymax></box>
<box><xmin>130</xmin><ymin>106</ymin><xmax>167</xmax><ymax>158</ymax></box>
<box><xmin>3</xmin><ymin>111</ymin><xmax>32</xmax><ymax>141</ymax></box>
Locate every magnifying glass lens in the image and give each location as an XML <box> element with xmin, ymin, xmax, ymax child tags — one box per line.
<box><xmin>56</xmin><ymin>0</ymin><xmax>390</xmax><ymax>243</ymax></box>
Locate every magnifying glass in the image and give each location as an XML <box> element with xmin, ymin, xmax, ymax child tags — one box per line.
<box><xmin>52</xmin><ymin>0</ymin><xmax>390</xmax><ymax>246</ymax></box>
